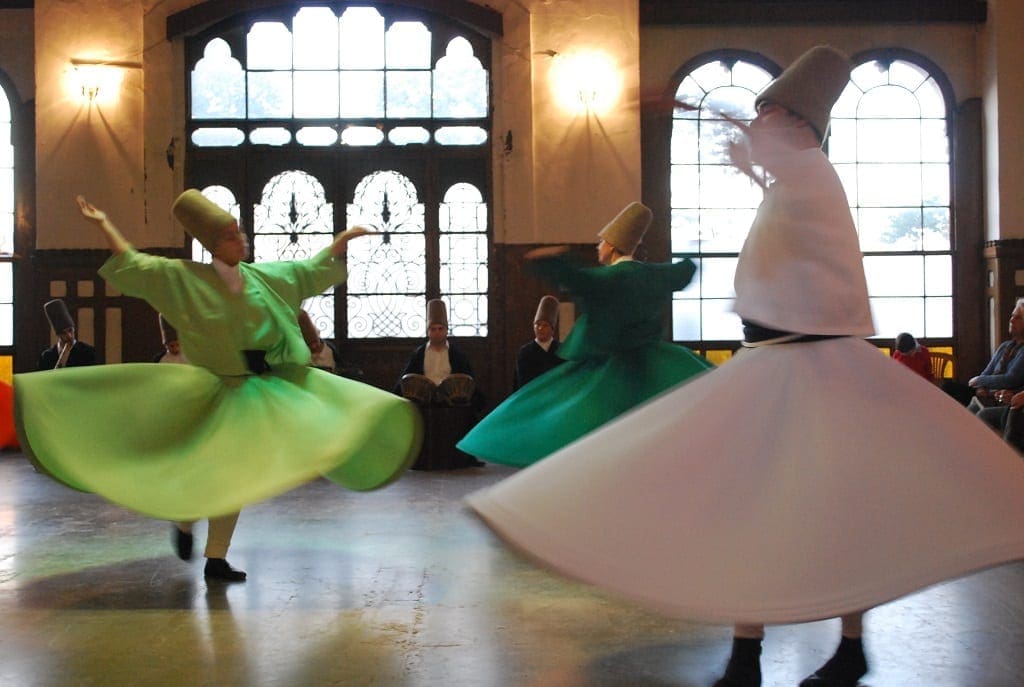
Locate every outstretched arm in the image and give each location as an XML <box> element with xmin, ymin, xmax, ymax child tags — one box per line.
<box><xmin>77</xmin><ymin>196</ymin><xmax>132</xmax><ymax>255</ymax></box>
<box><xmin>330</xmin><ymin>225</ymin><xmax>376</xmax><ymax>259</ymax></box>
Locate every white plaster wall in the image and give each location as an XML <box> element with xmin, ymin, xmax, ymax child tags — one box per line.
<box><xmin>523</xmin><ymin>0</ymin><xmax>642</xmax><ymax>244</ymax></box>
<box><xmin>26</xmin><ymin>1</ymin><xmax>1024</xmax><ymax>249</ymax></box>
<box><xmin>35</xmin><ymin>0</ymin><xmax>145</xmax><ymax>249</ymax></box>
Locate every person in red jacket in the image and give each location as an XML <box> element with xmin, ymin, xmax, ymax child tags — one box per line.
<box><xmin>892</xmin><ymin>332</ymin><xmax>932</xmax><ymax>381</ymax></box>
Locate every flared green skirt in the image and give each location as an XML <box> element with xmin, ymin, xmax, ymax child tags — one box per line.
<box><xmin>458</xmin><ymin>342</ymin><xmax>711</xmax><ymax>467</ymax></box>
<box><xmin>15</xmin><ymin>363</ymin><xmax>422</xmax><ymax>520</ymax></box>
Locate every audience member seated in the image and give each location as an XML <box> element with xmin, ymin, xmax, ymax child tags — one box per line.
<box><xmin>37</xmin><ymin>299</ymin><xmax>97</xmax><ymax>370</ymax></box>
<box><xmin>397</xmin><ymin>299</ymin><xmax>482</xmax><ymax>469</ymax></box>
<box><xmin>153</xmin><ymin>314</ymin><xmax>188</xmax><ymax>364</ymax></box>
<box><xmin>937</xmin><ymin>298</ymin><xmax>1024</xmax><ymax>409</ymax></box>
<box><xmin>892</xmin><ymin>332</ymin><xmax>932</xmax><ymax>381</ymax></box>
<box><xmin>513</xmin><ymin>294</ymin><xmax>565</xmax><ymax>390</ymax></box>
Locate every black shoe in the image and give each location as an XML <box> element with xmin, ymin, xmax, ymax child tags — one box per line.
<box><xmin>799</xmin><ymin>637</ymin><xmax>867</xmax><ymax>687</ymax></box>
<box><xmin>713</xmin><ymin>637</ymin><xmax>762</xmax><ymax>687</ymax></box>
<box><xmin>172</xmin><ymin>526</ymin><xmax>193</xmax><ymax>561</ymax></box>
<box><xmin>204</xmin><ymin>558</ymin><xmax>247</xmax><ymax>582</ymax></box>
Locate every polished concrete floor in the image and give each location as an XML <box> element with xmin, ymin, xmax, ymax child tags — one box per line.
<box><xmin>1</xmin><ymin>453</ymin><xmax>1022</xmax><ymax>687</ymax></box>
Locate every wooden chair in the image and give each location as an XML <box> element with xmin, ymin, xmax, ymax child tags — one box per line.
<box><xmin>929</xmin><ymin>351</ymin><xmax>955</xmax><ymax>384</ymax></box>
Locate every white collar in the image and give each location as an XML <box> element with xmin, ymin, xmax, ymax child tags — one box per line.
<box><xmin>212</xmin><ymin>257</ymin><xmax>244</xmax><ymax>294</ymax></box>
<box><xmin>611</xmin><ymin>255</ymin><xmax>635</xmax><ymax>265</ymax></box>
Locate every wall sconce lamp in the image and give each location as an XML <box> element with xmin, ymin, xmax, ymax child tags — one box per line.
<box><xmin>69</xmin><ymin>58</ymin><xmax>141</xmax><ymax>104</ymax></box>
<box><xmin>546</xmin><ymin>50</ymin><xmax>622</xmax><ymax>116</ymax></box>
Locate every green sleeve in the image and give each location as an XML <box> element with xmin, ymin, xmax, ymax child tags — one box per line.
<box><xmin>248</xmin><ymin>248</ymin><xmax>348</xmax><ymax>307</ymax></box>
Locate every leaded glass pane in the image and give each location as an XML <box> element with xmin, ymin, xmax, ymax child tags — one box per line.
<box><xmin>689</xmin><ymin>61</ymin><xmax>730</xmax><ymax>92</ymax></box>
<box><xmin>247</xmin><ymin>22</ymin><xmax>292</xmax><ymax>70</ymax></box>
<box><xmin>433</xmin><ymin>37</ymin><xmax>488</xmax><ymax>118</ymax></box>
<box><xmin>698</xmin><ymin>119</ymin><xmax>740</xmax><ymax>164</ymax></box>
<box><xmin>916</xmin><ymin>77</ymin><xmax>947</xmax><ymax>118</ymax></box>
<box><xmin>857</xmin><ymin>118</ymin><xmax>920</xmax><ymax>162</ymax></box>
<box><xmin>302</xmin><ymin>293</ymin><xmax>335</xmax><ymax>338</ymax></box>
<box><xmin>192</xmin><ymin>128</ymin><xmax>245</xmax><ymax>147</ymax></box>
<box><xmin>922</xmin><ymin>164</ymin><xmax>950</xmax><ymax>206</ymax></box>
<box><xmin>857</xmin><ymin>207</ymin><xmax>922</xmax><ymax>252</ymax></box>
<box><xmin>294</xmin><ymin>71</ymin><xmax>339</xmax><ymax>118</ymax></box>
<box><xmin>673</xmin><ymin>76</ymin><xmax>704</xmax><ymax>119</ymax></box>
<box><xmin>340</xmin><ymin>71</ymin><xmax>384</xmax><ymax>118</ymax></box>
<box><xmin>922</xmin><ymin>207</ymin><xmax>951</xmax><ymax>250</ymax></box>
<box><xmin>695</xmin><ymin>209</ymin><xmax>756</xmax><ymax>253</ymax></box>
<box><xmin>921</xmin><ymin>120</ymin><xmax>949</xmax><ymax>163</ymax></box>
<box><xmin>888</xmin><ymin>60</ymin><xmax>929</xmax><ymax>91</ymax></box>
<box><xmin>386</xmin><ymin>71</ymin><xmax>431</xmax><ymax>118</ymax></box>
<box><xmin>192</xmin><ymin>39</ymin><xmax>245</xmax><ymax>119</ymax></box>
<box><xmin>924</xmin><ymin>297</ymin><xmax>953</xmax><ymax>337</ymax></box>
<box><xmin>194</xmin><ymin>185</ymin><xmax>240</xmax><ymax>263</ymax></box>
<box><xmin>348</xmin><ymin>294</ymin><xmax>424</xmax><ymax>338</ymax></box>
<box><xmin>253</xmin><ymin>170</ymin><xmax>334</xmax><ymax>262</ymax></box>
<box><xmin>440</xmin><ymin>235</ymin><xmax>488</xmax><ymax>292</ymax></box>
<box><xmin>296</xmin><ymin>127</ymin><xmax>338</xmax><ymax>146</ymax></box>
<box><xmin>339</xmin><ymin>7</ymin><xmax>385</xmax><ymax>69</ymax></box>
<box><xmin>696</xmin><ymin>257</ymin><xmax>738</xmax><ymax>298</ymax></box>
<box><xmin>671</xmin><ymin>120</ymin><xmax>699</xmax><ymax>164</ymax></box>
<box><xmin>857</xmin><ymin>163</ymin><xmax>922</xmax><ymax>206</ymax></box>
<box><xmin>347</xmin><ymin>234</ymin><xmax>426</xmax><ymax>293</ymax></box>
<box><xmin>925</xmin><ymin>254</ymin><xmax>953</xmax><ymax>296</ymax></box>
<box><xmin>340</xmin><ymin>126</ymin><xmax>384</xmax><ymax>146</ymax></box>
<box><xmin>831</xmin><ymin>83</ymin><xmax>861</xmax><ymax>118</ymax></box>
<box><xmin>870</xmin><ymin>297</ymin><xmax>924</xmax><ymax>339</ymax></box>
<box><xmin>386</xmin><ymin>22</ymin><xmax>431</xmax><ymax>69</ymax></box>
<box><xmin>293</xmin><ymin>7</ymin><xmax>338</xmax><ymax>70</ymax></box>
<box><xmin>828</xmin><ymin>119</ymin><xmax>856</xmax><ymax>162</ymax></box>
<box><xmin>435</xmin><ymin>127</ymin><xmax>487</xmax><ymax>145</ymax></box>
<box><xmin>670</xmin><ymin>164</ymin><xmax>700</xmax><ymax>208</ymax></box>
<box><xmin>440</xmin><ymin>183</ymin><xmax>485</xmax><ymax>230</ymax></box>
<box><xmin>389</xmin><ymin>127</ymin><xmax>430</xmax><ymax>145</ymax></box>
<box><xmin>346</xmin><ymin>170</ymin><xmax>427</xmax><ymax>338</ymax></box>
<box><xmin>255</xmin><ymin>232</ymin><xmax>333</xmax><ymax>262</ymax></box>
<box><xmin>670</xmin><ymin>209</ymin><xmax>700</xmax><ymax>253</ymax></box>
<box><xmin>0</xmin><ymin>91</ymin><xmax>9</xmax><ymax>122</ymax></box>
<box><xmin>248</xmin><ymin>72</ymin><xmax>292</xmax><ymax>118</ymax></box>
<box><xmin>250</xmin><ymin>127</ymin><xmax>291</xmax><ymax>145</ymax></box>
<box><xmin>700</xmin><ymin>165</ymin><xmax>764</xmax><ymax>210</ymax></box>
<box><xmin>447</xmin><ymin>294</ymin><xmax>487</xmax><ymax>336</ymax></box>
<box><xmin>850</xmin><ymin>61</ymin><xmax>888</xmax><ymax>91</ymax></box>
<box><xmin>704</xmin><ymin>86</ymin><xmax>754</xmax><ymax>119</ymax></box>
<box><xmin>863</xmin><ymin>255</ymin><xmax>924</xmax><ymax>297</ymax></box>
<box><xmin>672</xmin><ymin>297</ymin><xmax>701</xmax><ymax>340</ymax></box>
<box><xmin>701</xmin><ymin>298</ymin><xmax>742</xmax><ymax>340</ymax></box>
<box><xmin>858</xmin><ymin>86</ymin><xmax>920</xmax><ymax>118</ymax></box>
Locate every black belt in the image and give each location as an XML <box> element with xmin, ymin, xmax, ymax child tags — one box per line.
<box><xmin>243</xmin><ymin>350</ymin><xmax>272</xmax><ymax>374</ymax></box>
<box><xmin>742</xmin><ymin>320</ymin><xmax>848</xmax><ymax>345</ymax></box>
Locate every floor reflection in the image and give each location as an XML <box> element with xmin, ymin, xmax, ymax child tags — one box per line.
<box><xmin>0</xmin><ymin>455</ymin><xmax>1022</xmax><ymax>686</ymax></box>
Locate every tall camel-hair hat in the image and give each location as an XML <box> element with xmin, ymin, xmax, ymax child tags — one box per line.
<box><xmin>597</xmin><ymin>202</ymin><xmax>653</xmax><ymax>256</ymax></box>
<box><xmin>171</xmin><ymin>189</ymin><xmax>236</xmax><ymax>252</ymax></box>
<box><xmin>754</xmin><ymin>45</ymin><xmax>852</xmax><ymax>141</ymax></box>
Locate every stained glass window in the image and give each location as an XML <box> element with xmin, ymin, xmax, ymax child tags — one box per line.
<box><xmin>185</xmin><ymin>4</ymin><xmax>491</xmax><ymax>342</ymax></box>
<box><xmin>668</xmin><ymin>53</ymin><xmax>953</xmax><ymax>345</ymax></box>
<box><xmin>669</xmin><ymin>57</ymin><xmax>774</xmax><ymax>343</ymax></box>
<box><xmin>440</xmin><ymin>183</ymin><xmax>488</xmax><ymax>336</ymax></box>
<box><xmin>830</xmin><ymin>57</ymin><xmax>952</xmax><ymax>339</ymax></box>
<box><xmin>188</xmin><ymin>7</ymin><xmax>489</xmax><ymax>147</ymax></box>
<box><xmin>346</xmin><ymin>171</ymin><xmax>426</xmax><ymax>338</ymax></box>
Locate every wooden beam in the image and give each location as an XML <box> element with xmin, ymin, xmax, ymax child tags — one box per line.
<box><xmin>640</xmin><ymin>0</ymin><xmax>987</xmax><ymax>25</ymax></box>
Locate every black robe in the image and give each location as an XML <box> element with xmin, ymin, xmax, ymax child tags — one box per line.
<box><xmin>513</xmin><ymin>340</ymin><xmax>563</xmax><ymax>390</ymax></box>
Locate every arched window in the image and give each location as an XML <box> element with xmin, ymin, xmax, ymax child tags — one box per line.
<box><xmin>667</xmin><ymin>50</ymin><xmax>954</xmax><ymax>354</ymax></box>
<box><xmin>830</xmin><ymin>53</ymin><xmax>953</xmax><ymax>340</ymax></box>
<box><xmin>184</xmin><ymin>4</ymin><xmax>491</xmax><ymax>342</ymax></box>
<box><xmin>668</xmin><ymin>53</ymin><xmax>778</xmax><ymax>350</ymax></box>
